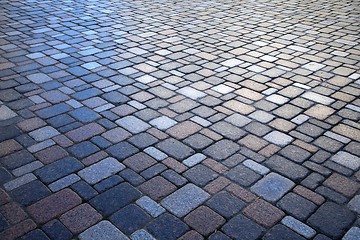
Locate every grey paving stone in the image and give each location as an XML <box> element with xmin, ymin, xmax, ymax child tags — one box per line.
<box><xmin>330</xmin><ymin>151</ymin><xmax>360</xmax><ymax>170</ymax></box>
<box><xmin>281</xmin><ymin>216</ymin><xmax>316</xmax><ymax>239</ymax></box>
<box><xmin>49</xmin><ymin>174</ymin><xmax>80</xmax><ymax>192</ymax></box>
<box><xmin>116</xmin><ymin>116</ymin><xmax>151</xmax><ymax>134</ymax></box>
<box><xmin>149</xmin><ymin>116</ymin><xmax>177</xmax><ymax>130</ymax></box>
<box><xmin>78</xmin><ymin>158</ymin><xmax>125</xmax><ymax>184</ymax></box>
<box><xmin>79</xmin><ymin>221</ymin><xmax>129</xmax><ymax>240</ymax></box>
<box><xmin>106</xmin><ymin>142</ymin><xmax>139</xmax><ymax>160</ymax></box>
<box><xmin>69</xmin><ymin>107</ymin><xmax>101</xmax><ymax>123</ymax></box>
<box><xmin>277</xmin><ymin>193</ymin><xmax>317</xmax><ymax>221</ymax></box>
<box><xmin>157</xmin><ymin>138</ymin><xmax>195</xmax><ymax>160</ymax></box>
<box><xmin>144</xmin><ymin>147</ymin><xmax>168</xmax><ymax>161</ymax></box>
<box><xmin>222</xmin><ymin>214</ymin><xmax>265</xmax><ymax>240</ymax></box>
<box><xmin>204</xmin><ymin>140</ymin><xmax>240</xmax><ymax>161</ymax></box>
<box><xmin>3</xmin><ymin>173</ymin><xmax>36</xmax><ymax>191</ymax></box>
<box><xmin>183</xmin><ymin>153</ymin><xmax>207</xmax><ymax>167</ymax></box>
<box><xmin>183</xmin><ymin>134</ymin><xmax>213</xmax><ymax>150</ymax></box>
<box><xmin>243</xmin><ymin>160</ymin><xmax>270</xmax><ymax>175</ymax></box>
<box><xmin>206</xmin><ymin>191</ymin><xmax>246</xmax><ymax>218</ymax></box>
<box><xmin>263</xmin><ymin>225</ymin><xmax>306</xmax><ymax>240</ymax></box>
<box><xmin>68</xmin><ymin>141</ymin><xmax>100</xmax><ymax>159</ymax></box>
<box><xmin>29</xmin><ymin>126</ymin><xmax>60</xmax><ymax>142</ymax></box>
<box><xmin>307</xmin><ymin>202</ymin><xmax>356</xmax><ymax>238</ymax></box>
<box><xmin>129</xmin><ymin>133</ymin><xmax>158</xmax><ymax>149</ymax></box>
<box><xmin>177</xmin><ymin>86</ymin><xmax>206</xmax><ymax>100</ymax></box>
<box><xmin>10</xmin><ymin>179</ymin><xmax>51</xmax><ymax>206</ymax></box>
<box><xmin>225</xmin><ymin>165</ymin><xmax>261</xmax><ymax>187</ymax></box>
<box><xmin>0</xmin><ymin>105</ymin><xmax>18</xmax><ymax>120</ymax></box>
<box><xmin>251</xmin><ymin>173</ymin><xmax>295</xmax><ymax>202</ymax></box>
<box><xmin>183</xmin><ymin>164</ymin><xmax>218</xmax><ymax>186</ymax></box>
<box><xmin>136</xmin><ymin>196</ymin><xmax>166</xmax><ymax>217</ymax></box>
<box><xmin>161</xmin><ymin>183</ymin><xmax>210</xmax><ymax>217</ymax></box>
<box><xmin>2</xmin><ymin>150</ymin><xmax>36</xmax><ymax>170</ymax></box>
<box><xmin>279</xmin><ymin>145</ymin><xmax>311</xmax><ymax>163</ymax></box>
<box><xmin>210</xmin><ymin>122</ymin><xmax>246</xmax><ymax>140</ymax></box>
<box><xmin>343</xmin><ymin>227</ymin><xmax>360</xmax><ymax>240</ymax></box>
<box><xmin>131</xmin><ymin>229</ymin><xmax>156</xmax><ymax>240</ymax></box>
<box><xmin>264</xmin><ymin>131</ymin><xmax>294</xmax><ymax>146</ymax></box>
<box><xmin>348</xmin><ymin>195</ymin><xmax>360</xmax><ymax>214</ymax></box>
<box><xmin>27</xmin><ymin>73</ymin><xmax>52</xmax><ymax>84</ymax></box>
<box><xmin>265</xmin><ymin>155</ymin><xmax>309</xmax><ymax>182</ymax></box>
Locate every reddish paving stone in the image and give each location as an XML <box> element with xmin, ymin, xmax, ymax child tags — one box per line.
<box><xmin>82</xmin><ymin>151</ymin><xmax>109</xmax><ymax>166</ymax></box>
<box><xmin>0</xmin><ymin>140</ymin><xmax>22</xmax><ymax>157</ymax></box>
<box><xmin>0</xmin><ymin>188</ymin><xmax>10</xmax><ymax>205</ymax></box>
<box><xmin>34</xmin><ymin>145</ymin><xmax>68</xmax><ymax>164</ymax></box>
<box><xmin>60</xmin><ymin>203</ymin><xmax>102</xmax><ymax>234</ymax></box>
<box><xmin>226</xmin><ymin>183</ymin><xmax>257</xmax><ymax>203</ymax></box>
<box><xmin>162</xmin><ymin>157</ymin><xmax>188</xmax><ymax>173</ymax></box>
<box><xmin>0</xmin><ymin>219</ymin><xmax>36</xmax><ymax>240</ymax></box>
<box><xmin>139</xmin><ymin>176</ymin><xmax>177</xmax><ymax>201</ymax></box>
<box><xmin>200</xmin><ymin>129</ymin><xmax>223</xmax><ymax>141</ymax></box>
<box><xmin>101</xmin><ymin>127</ymin><xmax>131</xmax><ymax>143</ymax></box>
<box><xmin>0</xmin><ymin>202</ymin><xmax>27</xmax><ymax>224</ymax></box>
<box><xmin>293</xmin><ymin>186</ymin><xmax>325</xmax><ymax>205</ymax></box>
<box><xmin>166</xmin><ymin>121</ymin><xmax>202</xmax><ymax>140</ymax></box>
<box><xmin>184</xmin><ymin>206</ymin><xmax>225</xmax><ymax>236</ymax></box>
<box><xmin>203</xmin><ymin>159</ymin><xmax>229</xmax><ymax>174</ymax></box>
<box><xmin>178</xmin><ymin>230</ymin><xmax>204</xmax><ymax>240</ymax></box>
<box><xmin>123</xmin><ymin>153</ymin><xmax>157</xmax><ymax>172</ymax></box>
<box><xmin>243</xmin><ymin>199</ymin><xmax>285</xmax><ymax>228</ymax></box>
<box><xmin>323</xmin><ymin>173</ymin><xmax>360</xmax><ymax>197</ymax></box>
<box><xmin>204</xmin><ymin>176</ymin><xmax>231</xmax><ymax>194</ymax></box>
<box><xmin>27</xmin><ymin>189</ymin><xmax>81</xmax><ymax>224</ymax></box>
<box><xmin>52</xmin><ymin>135</ymin><xmax>73</xmax><ymax>148</ymax></box>
<box><xmin>17</xmin><ymin>117</ymin><xmax>47</xmax><ymax>132</ymax></box>
<box><xmin>66</xmin><ymin>123</ymin><xmax>105</xmax><ymax>142</ymax></box>
<box><xmin>147</xmin><ymin>128</ymin><xmax>168</xmax><ymax>140</ymax></box>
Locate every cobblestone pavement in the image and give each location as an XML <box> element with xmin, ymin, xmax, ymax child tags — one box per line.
<box><xmin>0</xmin><ymin>0</ymin><xmax>359</xmax><ymax>239</ymax></box>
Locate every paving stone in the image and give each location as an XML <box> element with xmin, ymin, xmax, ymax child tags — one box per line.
<box><xmin>10</xmin><ymin>180</ymin><xmax>51</xmax><ymax>206</ymax></box>
<box><xmin>323</xmin><ymin>173</ymin><xmax>360</xmax><ymax>197</ymax></box>
<box><xmin>183</xmin><ymin>164</ymin><xmax>218</xmax><ymax>187</ymax></box>
<box><xmin>119</xmin><ymin>168</ymin><xmax>145</xmax><ymax>186</ymax></box>
<box><xmin>156</xmin><ymin>138</ymin><xmax>195</xmax><ymax>160</ymax></box>
<box><xmin>106</xmin><ymin>141</ymin><xmax>139</xmax><ymax>160</ymax></box>
<box><xmin>161</xmin><ymin>183</ymin><xmax>210</xmax><ymax>217</ymax></box>
<box><xmin>35</xmin><ymin>157</ymin><xmax>83</xmax><ymax>184</ymax></box>
<box><xmin>66</xmin><ymin>123</ymin><xmax>105</xmax><ymax>142</ymax></box>
<box><xmin>206</xmin><ymin>191</ymin><xmax>246</xmax><ymax>218</ymax></box>
<box><xmin>116</xmin><ymin>116</ymin><xmax>151</xmax><ymax>134</ymax></box>
<box><xmin>123</xmin><ymin>153</ymin><xmax>157</xmax><ymax>172</ymax></box>
<box><xmin>79</xmin><ymin>221</ymin><xmax>128</xmax><ymax>240</ymax></box>
<box><xmin>210</xmin><ymin>122</ymin><xmax>246</xmax><ymax>140</ymax></box>
<box><xmin>348</xmin><ymin>195</ymin><xmax>360</xmax><ymax>214</ymax></box>
<box><xmin>265</xmin><ymin>155</ymin><xmax>309</xmax><ymax>182</ymax></box>
<box><xmin>183</xmin><ymin>134</ymin><xmax>213</xmax><ymax>150</ymax></box>
<box><xmin>69</xmin><ymin>107</ymin><xmax>101</xmax><ymax>123</ymax></box>
<box><xmin>68</xmin><ymin>141</ymin><xmax>100</xmax><ymax>159</ymax></box>
<box><xmin>277</xmin><ymin>193</ymin><xmax>317</xmax><ymax>221</ymax></box>
<box><xmin>0</xmin><ymin>202</ymin><xmax>27</xmax><ymax>225</ymax></box>
<box><xmin>149</xmin><ymin>116</ymin><xmax>177</xmax><ymax>130</ymax></box>
<box><xmin>35</xmin><ymin>103</ymin><xmax>72</xmax><ymax>119</ymax></box>
<box><xmin>225</xmin><ymin>165</ymin><xmax>261</xmax><ymax>187</ymax></box>
<box><xmin>264</xmin><ymin>131</ymin><xmax>294</xmax><ymax>146</ymax></box>
<box><xmin>18</xmin><ymin>229</ymin><xmax>50</xmax><ymax>240</ymax></box>
<box><xmin>27</xmin><ymin>73</ymin><xmax>52</xmax><ymax>84</ymax></box>
<box><xmin>222</xmin><ymin>214</ymin><xmax>265</xmax><ymax>240</ymax></box>
<box><xmin>143</xmin><ymin>147</ymin><xmax>168</xmax><ymax>161</ymax></box>
<box><xmin>279</xmin><ymin>145</ymin><xmax>311</xmax><ymax>163</ymax></box>
<box><xmin>29</xmin><ymin>126</ymin><xmax>60</xmax><ymax>142</ymax></box>
<box><xmin>42</xmin><ymin>219</ymin><xmax>73</xmax><ymax>240</ymax></box>
<box><xmin>139</xmin><ymin>176</ymin><xmax>177</xmax><ymax>201</ymax></box>
<box><xmin>281</xmin><ymin>216</ymin><xmax>316</xmax><ymax>239</ymax></box>
<box><xmin>34</xmin><ymin>145</ymin><xmax>68</xmax><ymax>164</ymax></box>
<box><xmin>203</xmin><ymin>140</ymin><xmax>240</xmax><ymax>161</ymax></box>
<box><xmin>90</xmin><ymin>182</ymin><xmax>141</xmax><ymax>216</ymax></box>
<box><xmin>166</xmin><ymin>121</ymin><xmax>202</xmax><ymax>140</ymax></box>
<box><xmin>184</xmin><ymin>206</ymin><xmax>225</xmax><ymax>236</ymax></box>
<box><xmin>243</xmin><ymin>160</ymin><xmax>269</xmax><ymax>175</ymax></box>
<box><xmin>27</xmin><ymin>189</ymin><xmax>81</xmax><ymax>224</ymax></box>
<box><xmin>251</xmin><ymin>173</ymin><xmax>295</xmax><ymax>202</ymax></box>
<box><xmin>183</xmin><ymin>153</ymin><xmax>207</xmax><ymax>167</ymax></box>
<box><xmin>110</xmin><ymin>204</ymin><xmax>151</xmax><ymax>235</ymax></box>
<box><xmin>146</xmin><ymin>213</ymin><xmax>189</xmax><ymax>240</ymax></box>
<box><xmin>129</xmin><ymin>133</ymin><xmax>158</xmax><ymax>149</ymax></box>
<box><xmin>78</xmin><ymin>157</ymin><xmax>125</xmax><ymax>184</ymax></box>
<box><xmin>94</xmin><ymin>175</ymin><xmax>123</xmax><ymax>192</ymax></box>
<box><xmin>136</xmin><ymin>196</ymin><xmax>166</xmax><ymax>217</ymax></box>
<box><xmin>243</xmin><ymin>199</ymin><xmax>285</xmax><ymax>228</ymax></box>
<box><xmin>49</xmin><ymin>174</ymin><xmax>81</xmax><ymax>192</ymax></box>
<box><xmin>0</xmin><ymin>105</ymin><xmax>18</xmax><ymax>120</ymax></box>
<box><xmin>177</xmin><ymin>86</ymin><xmax>206</xmax><ymax>100</ymax></box>
<box><xmin>71</xmin><ymin>180</ymin><xmax>98</xmax><ymax>201</ymax></box>
<box><xmin>343</xmin><ymin>227</ymin><xmax>360</xmax><ymax>240</ymax></box>
<box><xmin>330</xmin><ymin>151</ymin><xmax>360</xmax><ymax>170</ymax></box>
<box><xmin>263</xmin><ymin>225</ymin><xmax>306</xmax><ymax>240</ymax></box>
<box><xmin>178</xmin><ymin>230</ymin><xmax>204</xmax><ymax>240</ymax></box>
<box><xmin>3</xmin><ymin>173</ymin><xmax>37</xmax><ymax>191</ymax></box>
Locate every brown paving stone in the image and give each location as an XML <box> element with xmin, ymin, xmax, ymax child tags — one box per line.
<box><xmin>259</xmin><ymin>144</ymin><xmax>281</xmax><ymax>158</ymax></box>
<box><xmin>27</xmin><ymin>189</ymin><xmax>81</xmax><ymax>224</ymax></box>
<box><xmin>66</xmin><ymin>123</ymin><xmax>105</xmax><ymax>142</ymax></box>
<box><xmin>323</xmin><ymin>173</ymin><xmax>360</xmax><ymax>197</ymax></box>
<box><xmin>204</xmin><ymin>176</ymin><xmax>231</xmax><ymax>194</ymax></box>
<box><xmin>166</xmin><ymin>121</ymin><xmax>202</xmax><ymax>140</ymax></box>
<box><xmin>123</xmin><ymin>152</ymin><xmax>157</xmax><ymax>172</ymax></box>
<box><xmin>147</xmin><ymin>128</ymin><xmax>168</xmax><ymax>140</ymax></box>
<box><xmin>304</xmin><ymin>104</ymin><xmax>335</xmax><ymax>120</ymax></box>
<box><xmin>0</xmin><ymin>188</ymin><xmax>10</xmax><ymax>205</ymax></box>
<box><xmin>226</xmin><ymin>183</ymin><xmax>257</xmax><ymax>203</ymax></box>
<box><xmin>200</xmin><ymin>129</ymin><xmax>223</xmax><ymax>141</ymax></box>
<box><xmin>269</xmin><ymin>118</ymin><xmax>296</xmax><ymax>132</ymax></box>
<box><xmin>101</xmin><ymin>127</ymin><xmax>131</xmax><ymax>143</ymax></box>
<box><xmin>184</xmin><ymin>206</ymin><xmax>225</xmax><ymax>236</ymax></box>
<box><xmin>0</xmin><ymin>219</ymin><xmax>36</xmax><ymax>240</ymax></box>
<box><xmin>34</xmin><ymin>145</ymin><xmax>68</xmax><ymax>164</ymax></box>
<box><xmin>243</xmin><ymin>199</ymin><xmax>285</xmax><ymax>228</ymax></box>
<box><xmin>178</xmin><ymin>230</ymin><xmax>204</xmax><ymax>240</ymax></box>
<box><xmin>293</xmin><ymin>140</ymin><xmax>318</xmax><ymax>153</ymax></box>
<box><xmin>238</xmin><ymin>134</ymin><xmax>268</xmax><ymax>151</ymax></box>
<box><xmin>0</xmin><ymin>139</ymin><xmax>22</xmax><ymax>157</ymax></box>
<box><xmin>223</xmin><ymin>100</ymin><xmax>255</xmax><ymax>114</ymax></box>
<box><xmin>293</xmin><ymin>186</ymin><xmax>325</xmax><ymax>205</ymax></box>
<box><xmin>82</xmin><ymin>151</ymin><xmax>109</xmax><ymax>166</ymax></box>
<box><xmin>139</xmin><ymin>176</ymin><xmax>177</xmax><ymax>201</ymax></box>
<box><xmin>60</xmin><ymin>203</ymin><xmax>102</xmax><ymax>234</ymax></box>
<box><xmin>16</xmin><ymin>117</ymin><xmax>47</xmax><ymax>132</ymax></box>
<box><xmin>162</xmin><ymin>157</ymin><xmax>188</xmax><ymax>173</ymax></box>
<box><xmin>202</xmin><ymin>159</ymin><xmax>229</xmax><ymax>174</ymax></box>
<box><xmin>332</xmin><ymin>124</ymin><xmax>360</xmax><ymax>142</ymax></box>
<box><xmin>53</xmin><ymin>135</ymin><xmax>73</xmax><ymax>148</ymax></box>
<box><xmin>0</xmin><ymin>202</ymin><xmax>27</xmax><ymax>224</ymax></box>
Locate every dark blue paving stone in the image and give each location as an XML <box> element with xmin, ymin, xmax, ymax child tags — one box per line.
<box><xmin>15</xmin><ymin>134</ymin><xmax>37</xmax><ymax>148</ymax></box>
<box><xmin>67</xmin><ymin>66</ymin><xmax>90</xmax><ymax>76</ymax></box>
<box><xmin>100</xmin><ymin>111</ymin><xmax>119</xmax><ymax>121</ymax></box>
<box><xmin>8</xmin><ymin>98</ymin><xmax>34</xmax><ymax>110</ymax></box>
<box><xmin>94</xmin><ymin>175</ymin><xmax>123</xmax><ymax>192</ymax></box>
<box><xmin>128</xmin><ymin>133</ymin><xmax>158</xmax><ymax>149</ymax></box>
<box><xmin>0</xmin><ymin>125</ymin><xmax>21</xmax><ymax>142</ymax></box>
<box><xmin>183</xmin><ymin>164</ymin><xmax>218</xmax><ymax>187</ymax></box>
<box><xmin>18</xmin><ymin>229</ymin><xmax>50</xmax><ymax>240</ymax></box>
<box><xmin>98</xmin><ymin>118</ymin><xmax>117</xmax><ymax>130</ymax></box>
<box><xmin>35</xmin><ymin>157</ymin><xmax>83</xmax><ymax>184</ymax></box>
<box><xmin>81</xmin><ymin>74</ymin><xmax>102</xmax><ymax>83</ymax></box>
<box><xmin>0</xmin><ymin>89</ymin><xmax>22</xmax><ymax>102</ymax></box>
<box><xmin>47</xmin><ymin>114</ymin><xmax>75</xmax><ymax>128</ymax></box>
<box><xmin>307</xmin><ymin>202</ymin><xmax>355</xmax><ymax>238</ymax></box>
<box><xmin>71</xmin><ymin>180</ymin><xmax>98</xmax><ymax>201</ymax></box>
<box><xmin>263</xmin><ymin>225</ymin><xmax>305</xmax><ymax>240</ymax></box>
<box><xmin>69</xmin><ymin>107</ymin><xmax>101</xmax><ymax>123</ymax></box>
<box><xmin>277</xmin><ymin>193</ymin><xmax>317</xmax><ymax>221</ymax></box>
<box><xmin>161</xmin><ymin>170</ymin><xmax>188</xmax><ymax>187</ymax></box>
<box><xmin>222</xmin><ymin>214</ymin><xmax>265</xmax><ymax>240</ymax></box>
<box><xmin>68</xmin><ymin>141</ymin><xmax>100</xmax><ymax>159</ymax></box>
<box><xmin>90</xmin><ymin>182</ymin><xmax>141</xmax><ymax>216</ymax></box>
<box><xmin>315</xmin><ymin>186</ymin><xmax>348</xmax><ymax>204</ymax></box>
<box><xmin>110</xmin><ymin>204</ymin><xmax>151</xmax><ymax>234</ymax></box>
<box><xmin>209</xmin><ymin>232</ymin><xmax>232</xmax><ymax>240</ymax></box>
<box><xmin>141</xmin><ymin>163</ymin><xmax>167</xmax><ymax>179</ymax></box>
<box><xmin>1</xmin><ymin>150</ymin><xmax>35</xmax><ymax>170</ymax></box>
<box><xmin>156</xmin><ymin>138</ymin><xmax>195</xmax><ymax>160</ymax></box>
<box><xmin>313</xmin><ymin>234</ymin><xmax>332</xmax><ymax>240</ymax></box>
<box><xmin>35</xmin><ymin>103</ymin><xmax>72</xmax><ymax>119</ymax></box>
<box><xmin>72</xmin><ymin>88</ymin><xmax>102</xmax><ymax>101</ymax></box>
<box><xmin>91</xmin><ymin>136</ymin><xmax>112</xmax><ymax>149</ymax></box>
<box><xmin>42</xmin><ymin>220</ymin><xmax>73</xmax><ymax>240</ymax></box>
<box><xmin>225</xmin><ymin>165</ymin><xmax>261</xmax><ymax>187</ymax></box>
<box><xmin>119</xmin><ymin>168</ymin><xmax>145</xmax><ymax>186</ymax></box>
<box><xmin>106</xmin><ymin>142</ymin><xmax>139</xmax><ymax>160</ymax></box>
<box><xmin>58</xmin><ymin>122</ymin><xmax>83</xmax><ymax>133</ymax></box>
<box><xmin>11</xmin><ymin>180</ymin><xmax>51</xmax><ymax>206</ymax></box>
<box><xmin>102</xmin><ymin>91</ymin><xmax>130</xmax><ymax>104</ymax></box>
<box><xmin>206</xmin><ymin>192</ymin><xmax>246</xmax><ymax>218</ymax></box>
<box><xmin>0</xmin><ymin>213</ymin><xmax>9</xmax><ymax>232</ymax></box>
<box><xmin>0</xmin><ymin>168</ymin><xmax>12</xmax><ymax>185</ymax></box>
<box><xmin>41</xmin><ymin>81</ymin><xmax>62</xmax><ymax>91</ymax></box>
<box><xmin>109</xmin><ymin>75</ymin><xmax>135</xmax><ymax>86</ymax></box>
<box><xmin>146</xmin><ymin>213</ymin><xmax>189</xmax><ymax>240</ymax></box>
<box><xmin>265</xmin><ymin>155</ymin><xmax>309</xmax><ymax>182</ymax></box>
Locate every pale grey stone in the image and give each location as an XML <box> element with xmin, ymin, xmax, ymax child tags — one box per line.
<box><xmin>116</xmin><ymin>116</ymin><xmax>151</xmax><ymax>134</ymax></box>
<box><xmin>12</xmin><ymin>161</ymin><xmax>44</xmax><ymax>177</ymax></box>
<box><xmin>264</xmin><ymin>131</ymin><xmax>294</xmax><ymax>146</ymax></box>
<box><xmin>149</xmin><ymin>116</ymin><xmax>177</xmax><ymax>130</ymax></box>
<box><xmin>29</xmin><ymin>126</ymin><xmax>60</xmax><ymax>142</ymax></box>
<box><xmin>4</xmin><ymin>173</ymin><xmax>37</xmax><ymax>191</ymax></box>
<box><xmin>343</xmin><ymin>227</ymin><xmax>360</xmax><ymax>240</ymax></box>
<box><xmin>49</xmin><ymin>174</ymin><xmax>80</xmax><ymax>192</ymax></box>
<box><xmin>0</xmin><ymin>105</ymin><xmax>17</xmax><ymax>120</ymax></box>
<box><xmin>144</xmin><ymin>147</ymin><xmax>168</xmax><ymax>161</ymax></box>
<box><xmin>331</xmin><ymin>151</ymin><xmax>360</xmax><ymax>170</ymax></box>
<box><xmin>79</xmin><ymin>221</ymin><xmax>129</xmax><ymax>240</ymax></box>
<box><xmin>27</xmin><ymin>73</ymin><xmax>52</xmax><ymax>84</ymax></box>
<box><xmin>281</xmin><ymin>216</ymin><xmax>316</xmax><ymax>238</ymax></box>
<box><xmin>177</xmin><ymin>87</ymin><xmax>206</xmax><ymax>100</ymax></box>
<box><xmin>183</xmin><ymin>153</ymin><xmax>207</xmax><ymax>167</ymax></box>
<box><xmin>136</xmin><ymin>196</ymin><xmax>165</xmax><ymax>217</ymax></box>
<box><xmin>243</xmin><ymin>160</ymin><xmax>270</xmax><ymax>175</ymax></box>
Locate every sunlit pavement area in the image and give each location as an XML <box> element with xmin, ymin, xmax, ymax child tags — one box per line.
<box><xmin>0</xmin><ymin>0</ymin><xmax>359</xmax><ymax>239</ymax></box>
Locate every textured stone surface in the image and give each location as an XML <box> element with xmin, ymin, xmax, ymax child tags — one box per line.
<box><xmin>79</xmin><ymin>221</ymin><xmax>128</xmax><ymax>240</ymax></box>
